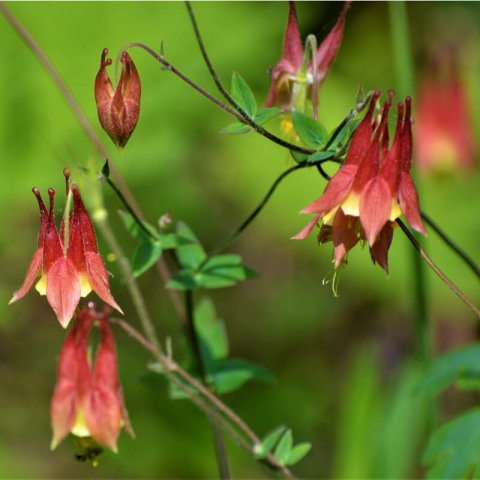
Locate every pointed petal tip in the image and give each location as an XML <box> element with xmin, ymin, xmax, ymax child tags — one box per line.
<box><xmin>57</xmin><ymin>315</ymin><xmax>72</xmax><ymax>329</ymax></box>
<box><xmin>8</xmin><ymin>294</ymin><xmax>18</xmax><ymax>306</ymax></box>
<box><xmin>111</xmin><ymin>300</ymin><xmax>124</xmax><ymax>316</ymax></box>
<box><xmin>50</xmin><ymin>434</ymin><xmax>62</xmax><ymax>451</ymax></box>
<box><xmin>291</xmin><ymin>232</ymin><xmax>305</xmax><ymax>240</ymax></box>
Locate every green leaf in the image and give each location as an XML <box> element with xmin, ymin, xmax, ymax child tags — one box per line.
<box><xmin>254</xmin><ymin>426</ymin><xmax>288</xmax><ymax>459</ymax></box>
<box><xmin>254</xmin><ymin>107</ymin><xmax>281</xmax><ymax>125</ymax></box>
<box><xmin>194</xmin><ymin>298</ymin><xmax>228</xmax><ymax>368</ymax></box>
<box><xmin>167</xmin><ymin>270</ymin><xmax>201</xmax><ymax>290</ymax></box>
<box><xmin>328</xmin><ymin>118</ymin><xmax>362</xmax><ymax>151</ymax></box>
<box><xmin>219</xmin><ymin>107</ymin><xmax>280</xmax><ymax>135</ymax></box>
<box><xmin>158</xmin><ymin>233</ymin><xmax>180</xmax><ymax>249</ymax></box>
<box><xmin>132</xmin><ymin>241</ymin><xmax>162</xmax><ymax>277</ymax></box>
<box><xmin>292</xmin><ymin>111</ymin><xmax>328</xmax><ymax>149</ymax></box>
<box><xmin>285</xmin><ymin>442</ymin><xmax>312</xmax><ymax>466</ymax></box>
<box><xmin>307</xmin><ymin>150</ymin><xmax>336</xmax><ymax>163</ymax></box>
<box><xmin>274</xmin><ymin>430</ymin><xmax>293</xmax><ymax>465</ymax></box>
<box><xmin>118</xmin><ymin>210</ymin><xmax>158</xmax><ymax>241</ymax></box>
<box><xmin>219</xmin><ymin>122</ymin><xmax>251</xmax><ymax>135</ymax></box>
<box><xmin>231</xmin><ymin>72</ymin><xmax>257</xmax><ymax>117</ymax></box>
<box><xmin>290</xmin><ymin>150</ymin><xmax>308</xmax><ymax>164</ymax></box>
<box><xmin>197</xmin><ymin>254</ymin><xmax>257</xmax><ymax>289</ymax></box>
<box><xmin>422</xmin><ymin>344</ymin><xmax>480</xmax><ymax>396</ymax></box>
<box><xmin>210</xmin><ymin>358</ymin><xmax>275</xmax><ymax>394</ymax></box>
<box><xmin>175</xmin><ymin>222</ymin><xmax>207</xmax><ymax>269</ymax></box>
<box><xmin>423</xmin><ymin>409</ymin><xmax>480</xmax><ymax>479</ymax></box>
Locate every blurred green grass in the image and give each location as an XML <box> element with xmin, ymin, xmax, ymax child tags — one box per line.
<box><xmin>0</xmin><ymin>2</ymin><xmax>479</xmax><ymax>478</ymax></box>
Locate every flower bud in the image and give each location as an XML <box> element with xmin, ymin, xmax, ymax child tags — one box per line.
<box><xmin>95</xmin><ymin>49</ymin><xmax>141</xmax><ymax>148</ymax></box>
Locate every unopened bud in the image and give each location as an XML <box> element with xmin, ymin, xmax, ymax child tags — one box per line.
<box><xmin>94</xmin><ymin>49</ymin><xmax>141</xmax><ymax>148</ymax></box>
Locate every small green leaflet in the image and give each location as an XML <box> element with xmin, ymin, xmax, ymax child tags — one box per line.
<box><xmin>423</xmin><ymin>409</ymin><xmax>480</xmax><ymax>479</ymax></box>
<box><xmin>175</xmin><ymin>222</ymin><xmax>207</xmax><ymax>270</ymax></box>
<box><xmin>254</xmin><ymin>426</ymin><xmax>287</xmax><ymax>459</ymax></box>
<box><xmin>255</xmin><ymin>426</ymin><xmax>312</xmax><ymax>466</ymax></box>
<box><xmin>290</xmin><ymin>150</ymin><xmax>309</xmax><ymax>164</ymax></box>
<box><xmin>219</xmin><ymin>123</ymin><xmax>251</xmax><ymax>135</ymax></box>
<box><xmin>274</xmin><ymin>429</ymin><xmax>293</xmax><ymax>464</ymax></box>
<box><xmin>209</xmin><ymin>358</ymin><xmax>274</xmax><ymax>394</ymax></box>
<box><xmin>254</xmin><ymin>107</ymin><xmax>281</xmax><ymax>125</ymax></box>
<box><xmin>198</xmin><ymin>254</ymin><xmax>257</xmax><ymax>288</ymax></box>
<box><xmin>307</xmin><ymin>150</ymin><xmax>336</xmax><ymax>163</ymax></box>
<box><xmin>231</xmin><ymin>71</ymin><xmax>257</xmax><ymax>117</ymax></box>
<box><xmin>327</xmin><ymin>118</ymin><xmax>362</xmax><ymax>151</ymax></box>
<box><xmin>286</xmin><ymin>443</ymin><xmax>313</xmax><ymax>466</ymax></box>
<box><xmin>220</xmin><ymin>107</ymin><xmax>280</xmax><ymax>135</ymax></box>
<box><xmin>195</xmin><ymin>298</ymin><xmax>229</xmax><ymax>368</ymax></box>
<box><xmin>422</xmin><ymin>344</ymin><xmax>480</xmax><ymax>396</ymax></box>
<box><xmin>168</xmin><ymin>253</ymin><xmax>257</xmax><ymax>290</ymax></box>
<box><xmin>132</xmin><ymin>242</ymin><xmax>162</xmax><ymax>277</ymax></box>
<box><xmin>291</xmin><ymin>111</ymin><xmax>328</xmax><ymax>149</ymax></box>
<box><xmin>118</xmin><ymin>209</ymin><xmax>158</xmax><ymax>242</ymax></box>
<box><xmin>119</xmin><ymin>211</ymin><xmax>180</xmax><ymax>277</ymax></box>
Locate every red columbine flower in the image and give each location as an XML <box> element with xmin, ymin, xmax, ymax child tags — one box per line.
<box><xmin>51</xmin><ymin>303</ymin><xmax>133</xmax><ymax>452</ymax></box>
<box><xmin>415</xmin><ymin>48</ymin><xmax>475</xmax><ymax>173</ymax></box>
<box><xmin>95</xmin><ymin>48</ymin><xmax>141</xmax><ymax>148</ymax></box>
<box><xmin>294</xmin><ymin>92</ymin><xmax>426</xmax><ymax>273</ymax></box>
<box><xmin>9</xmin><ymin>169</ymin><xmax>122</xmax><ymax>328</ymax></box>
<box><xmin>265</xmin><ymin>0</ymin><xmax>349</xmax><ymax>110</ymax></box>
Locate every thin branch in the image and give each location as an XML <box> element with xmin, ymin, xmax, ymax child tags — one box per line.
<box><xmin>421</xmin><ymin>210</ymin><xmax>480</xmax><ymax>279</ymax></box>
<box><xmin>183</xmin><ymin>2</ymin><xmax>320</xmax><ymax>160</ymax></box>
<box><xmin>101</xmin><ymin>161</ymin><xmax>157</xmax><ymax>241</ymax></box>
<box><xmin>124</xmin><ymin>42</ymin><xmax>245</xmax><ymax>122</ymax></box>
<box><xmin>185</xmin><ymin>290</ymin><xmax>231</xmax><ymax>479</ymax></box>
<box><xmin>202</xmin><ymin>164</ymin><xmax>305</xmax><ymax>265</ymax></box>
<box><xmin>111</xmin><ymin>320</ymin><xmax>251</xmax><ymax>451</ymax></box>
<box><xmin>397</xmin><ymin>219</ymin><xmax>480</xmax><ymax>317</ymax></box>
<box><xmin>96</xmin><ymin>216</ymin><xmax>162</xmax><ymax>352</ymax></box>
<box><xmin>111</xmin><ymin>317</ymin><xmax>296</xmax><ymax>478</ymax></box>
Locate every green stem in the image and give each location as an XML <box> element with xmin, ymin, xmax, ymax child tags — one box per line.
<box><xmin>124</xmin><ymin>41</ymin><xmax>314</xmax><ymax>157</ymax></box>
<box><xmin>200</xmin><ymin>164</ymin><xmax>305</xmax><ymax>268</ymax></box>
<box><xmin>389</xmin><ymin>1</ymin><xmax>430</xmax><ymax>365</ymax></box>
<box><xmin>185</xmin><ymin>291</ymin><xmax>231</xmax><ymax>479</ymax></box>
<box><xmin>62</xmin><ymin>189</ymin><xmax>73</xmax><ymax>256</ymax></box>
<box><xmin>101</xmin><ymin>160</ymin><xmax>158</xmax><ymax>242</ymax></box>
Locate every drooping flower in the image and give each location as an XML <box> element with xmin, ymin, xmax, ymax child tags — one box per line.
<box><xmin>51</xmin><ymin>303</ymin><xmax>133</xmax><ymax>452</ymax></box>
<box><xmin>9</xmin><ymin>169</ymin><xmax>122</xmax><ymax>327</ymax></box>
<box><xmin>95</xmin><ymin>49</ymin><xmax>141</xmax><ymax>148</ymax></box>
<box><xmin>265</xmin><ymin>1</ymin><xmax>349</xmax><ymax>111</ymax></box>
<box><xmin>415</xmin><ymin>47</ymin><xmax>475</xmax><ymax>173</ymax></box>
<box><xmin>294</xmin><ymin>91</ymin><xmax>426</xmax><ymax>273</ymax></box>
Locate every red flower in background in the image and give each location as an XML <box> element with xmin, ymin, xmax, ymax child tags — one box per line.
<box><xmin>9</xmin><ymin>169</ymin><xmax>122</xmax><ymax>327</ymax></box>
<box><xmin>265</xmin><ymin>0</ymin><xmax>349</xmax><ymax>110</ymax></box>
<box><xmin>294</xmin><ymin>92</ymin><xmax>426</xmax><ymax>273</ymax></box>
<box><xmin>50</xmin><ymin>303</ymin><xmax>133</xmax><ymax>452</ymax></box>
<box><xmin>95</xmin><ymin>49</ymin><xmax>141</xmax><ymax>148</ymax></box>
<box><xmin>415</xmin><ymin>47</ymin><xmax>475</xmax><ymax>173</ymax></box>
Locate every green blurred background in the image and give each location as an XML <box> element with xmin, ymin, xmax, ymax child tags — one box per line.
<box><xmin>0</xmin><ymin>2</ymin><xmax>479</xmax><ymax>478</ymax></box>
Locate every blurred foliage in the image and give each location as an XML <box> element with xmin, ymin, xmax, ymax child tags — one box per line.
<box><xmin>0</xmin><ymin>2</ymin><xmax>479</xmax><ymax>478</ymax></box>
